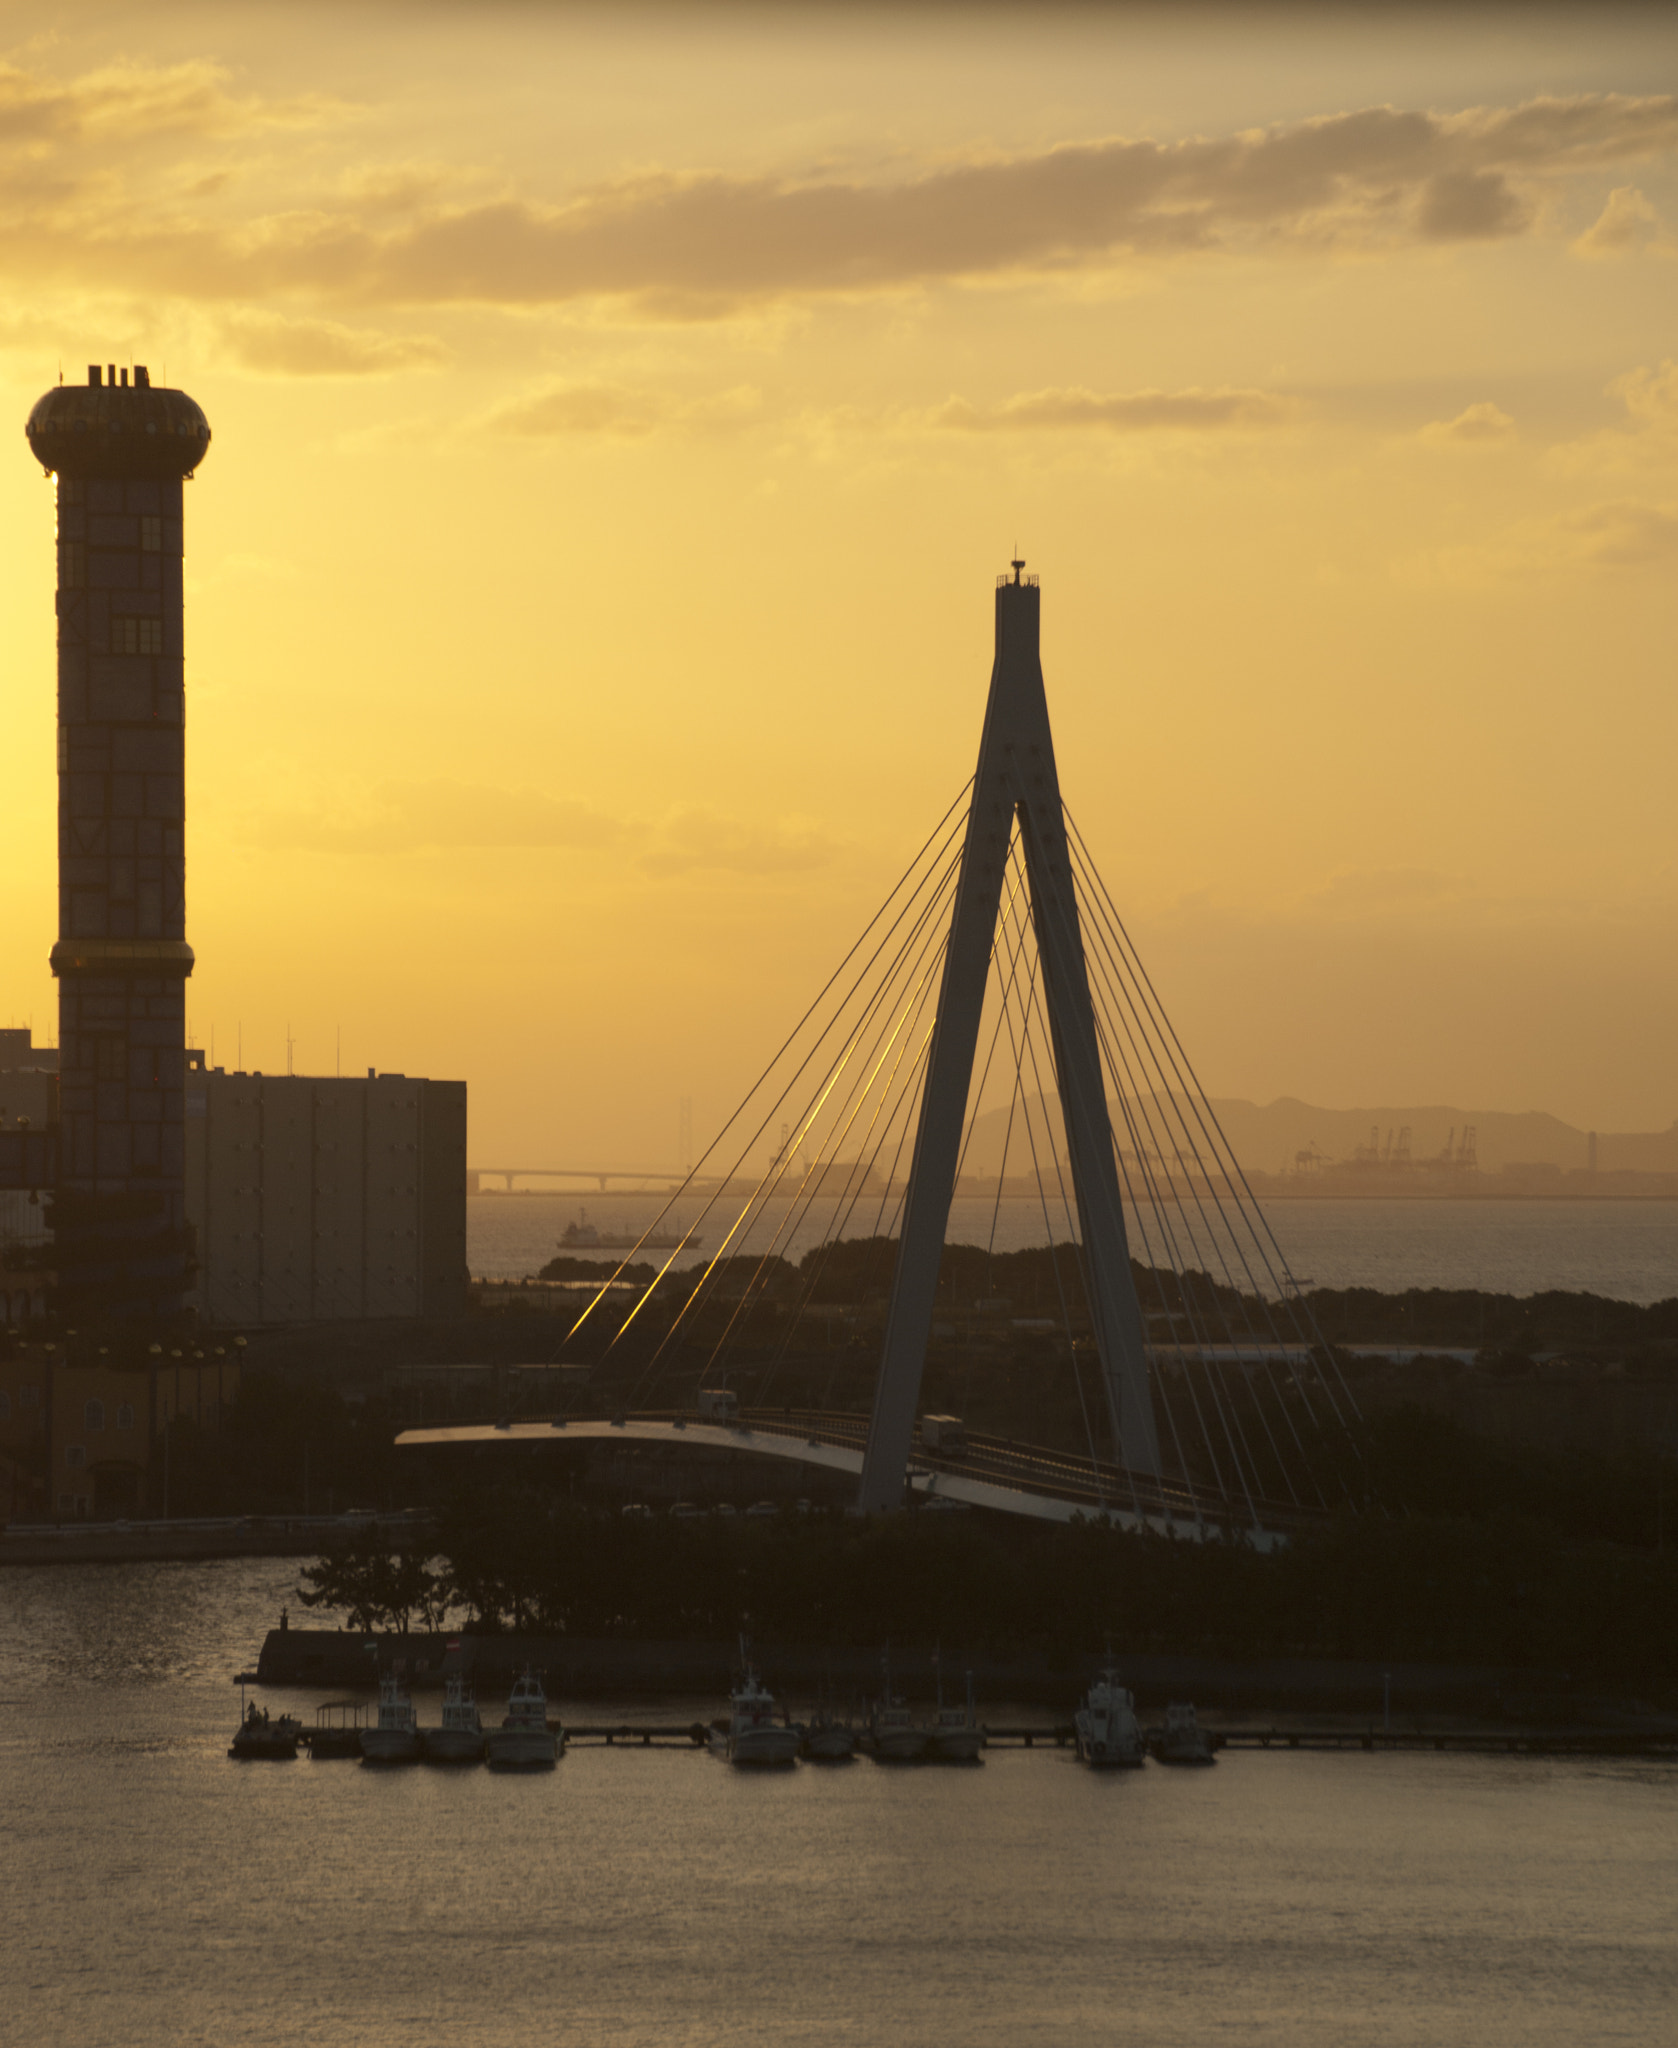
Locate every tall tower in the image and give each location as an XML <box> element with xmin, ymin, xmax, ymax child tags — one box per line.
<box><xmin>857</xmin><ymin>564</ymin><xmax>1158</xmax><ymax>1512</ymax></box>
<box><xmin>24</xmin><ymin>364</ymin><xmax>211</xmax><ymax>1317</ymax></box>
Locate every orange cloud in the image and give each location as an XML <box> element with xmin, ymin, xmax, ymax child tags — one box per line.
<box><xmin>0</xmin><ymin>55</ymin><xmax>340</xmax><ymax>145</ymax></box>
<box><xmin>218</xmin><ymin>310</ymin><xmax>447</xmax><ymax>377</ymax></box>
<box><xmin>1572</xmin><ymin>184</ymin><xmax>1669</xmax><ymax>257</ymax></box>
<box><xmin>488</xmin><ymin>380</ymin><xmax>760</xmax><ymax>437</ymax></box>
<box><xmin>2</xmin><ymin>78</ymin><xmax>1675</xmax><ymax>315</ymax></box>
<box><xmin>930</xmin><ymin>386</ymin><xmax>1293</xmax><ymax>432</ymax></box>
<box><xmin>1418</xmin><ymin>401</ymin><xmax>1516</xmax><ymax>444</ymax></box>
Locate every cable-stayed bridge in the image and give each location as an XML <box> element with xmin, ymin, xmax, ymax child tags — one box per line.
<box><xmin>397</xmin><ymin>1408</ymin><xmax>1311</xmax><ymax>1550</ymax></box>
<box><xmin>405</xmin><ymin>566</ymin><xmax>1367</xmax><ymax>1538</ymax></box>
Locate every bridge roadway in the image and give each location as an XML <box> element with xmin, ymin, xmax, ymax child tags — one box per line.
<box><xmin>395</xmin><ymin>1407</ymin><xmax>1305</xmax><ymax>1548</ymax></box>
<box><xmin>470</xmin><ymin>1167</ymin><xmax>720</xmax><ymax>1193</ymax></box>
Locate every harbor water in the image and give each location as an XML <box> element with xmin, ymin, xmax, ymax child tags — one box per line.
<box><xmin>2</xmin><ymin>1559</ymin><xmax>1675</xmax><ymax>2047</ymax></box>
<box><xmin>472</xmin><ymin>1193</ymin><xmax>1678</xmax><ymax>1305</ymax></box>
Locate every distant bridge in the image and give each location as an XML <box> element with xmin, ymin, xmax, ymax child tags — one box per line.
<box><xmin>395</xmin><ymin>1406</ymin><xmax>1299</xmax><ymax>1547</ymax></box>
<box><xmin>469</xmin><ymin>1166</ymin><xmax>704</xmax><ymax>1194</ymax></box>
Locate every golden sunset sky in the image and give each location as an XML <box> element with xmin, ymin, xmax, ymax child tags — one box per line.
<box><xmin>2</xmin><ymin>1</ymin><xmax>1676</xmax><ymax>1164</ymax></box>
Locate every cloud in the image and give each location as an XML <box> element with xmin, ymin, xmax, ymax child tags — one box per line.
<box><xmin>0</xmin><ymin>305</ymin><xmax>77</xmax><ymax>356</ymax></box>
<box><xmin>0</xmin><ymin>56</ymin><xmax>338</xmax><ymax>146</ymax></box>
<box><xmin>1572</xmin><ymin>185</ymin><xmax>1669</xmax><ymax>258</ymax></box>
<box><xmin>249</xmin><ymin>781</ymin><xmax>626</xmax><ymax>853</ymax></box>
<box><xmin>641</xmin><ymin>809</ymin><xmax>840</xmax><ymax>877</ymax></box>
<box><xmin>218</xmin><ymin>310</ymin><xmax>447</xmax><ymax>377</ymax></box>
<box><xmin>488</xmin><ymin>379</ymin><xmax>760</xmax><ymax>438</ymax></box>
<box><xmin>1415</xmin><ymin>168</ymin><xmax>1529</xmax><ymax>240</ymax></box>
<box><xmin>1560</xmin><ymin>500</ymin><xmax>1678</xmax><ymax>567</ymax></box>
<box><xmin>1418</xmin><ymin>400</ymin><xmax>1515</xmax><ymax>445</ymax></box>
<box><xmin>1400</xmin><ymin>497</ymin><xmax>1678</xmax><ymax>583</ymax></box>
<box><xmin>4</xmin><ymin>80</ymin><xmax>1677</xmax><ymax>314</ymax></box>
<box><xmin>1311</xmin><ymin>868</ymin><xmax>1459</xmax><ymax>914</ymax></box>
<box><xmin>266</xmin><ymin>95</ymin><xmax>1677</xmax><ymax>308</ymax></box>
<box><xmin>929</xmin><ymin>385</ymin><xmax>1293</xmax><ymax>432</ymax></box>
<box><xmin>1547</xmin><ymin>358</ymin><xmax>1678</xmax><ymax>476</ymax></box>
<box><xmin>1609</xmin><ymin>358</ymin><xmax>1678</xmax><ymax>432</ymax></box>
<box><xmin>244</xmin><ymin>781</ymin><xmax>838</xmax><ymax>873</ymax></box>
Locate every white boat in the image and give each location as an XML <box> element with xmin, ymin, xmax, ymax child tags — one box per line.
<box><xmin>868</xmin><ymin>1655</ymin><xmax>929</xmax><ymax>1761</ymax></box>
<box><xmin>712</xmin><ymin>1648</ymin><xmax>801</xmax><ymax>1766</ymax></box>
<box><xmin>1074</xmin><ymin>1667</ymin><xmax>1146</xmax><ymax>1769</ymax></box>
<box><xmin>422</xmin><ymin>1673</ymin><xmax>484</xmax><ymax>1763</ymax></box>
<box><xmin>360</xmin><ymin>1670</ymin><xmax>421</xmax><ymax>1763</ymax></box>
<box><xmin>926</xmin><ymin>1668</ymin><xmax>984</xmax><ymax>1763</ymax></box>
<box><xmin>1155</xmin><ymin>1700</ymin><xmax>1216</xmax><ymax>1765</ymax></box>
<box><xmin>485</xmin><ymin>1667</ymin><xmax>559</xmax><ymax>1770</ymax></box>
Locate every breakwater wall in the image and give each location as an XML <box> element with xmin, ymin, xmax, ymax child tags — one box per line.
<box><xmin>253</xmin><ymin>1625</ymin><xmax>1568</xmax><ymax>1718</ymax></box>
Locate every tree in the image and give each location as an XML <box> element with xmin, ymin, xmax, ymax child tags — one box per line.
<box><xmin>296</xmin><ymin>1535</ymin><xmax>448</xmax><ymax>1634</ymax></box>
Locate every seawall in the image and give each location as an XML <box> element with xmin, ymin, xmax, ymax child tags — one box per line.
<box><xmin>253</xmin><ymin>1625</ymin><xmax>1569</xmax><ymax>1718</ymax></box>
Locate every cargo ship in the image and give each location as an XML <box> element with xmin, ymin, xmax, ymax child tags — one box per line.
<box><xmin>557</xmin><ymin>1210</ymin><xmax>702</xmax><ymax>1252</ymax></box>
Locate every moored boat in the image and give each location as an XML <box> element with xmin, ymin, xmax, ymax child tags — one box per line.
<box><xmin>802</xmin><ymin>1696</ymin><xmax>857</xmax><ymax>1761</ymax></box>
<box><xmin>1074</xmin><ymin>1666</ymin><xmax>1146</xmax><ymax>1769</ymax></box>
<box><xmin>485</xmin><ymin>1667</ymin><xmax>559</xmax><ymax>1770</ymax></box>
<box><xmin>1154</xmin><ymin>1700</ymin><xmax>1216</xmax><ymax>1765</ymax></box>
<box><xmin>713</xmin><ymin>1646</ymin><xmax>801</xmax><ymax>1766</ymax></box>
<box><xmin>926</xmin><ymin>1668</ymin><xmax>984</xmax><ymax>1764</ymax></box>
<box><xmin>229</xmin><ymin>1696</ymin><xmax>300</xmax><ymax>1760</ymax></box>
<box><xmin>422</xmin><ymin>1673</ymin><xmax>485</xmax><ymax>1763</ymax></box>
<box><xmin>868</xmin><ymin>1654</ymin><xmax>929</xmax><ymax>1761</ymax></box>
<box><xmin>360</xmin><ymin>1670</ymin><xmax>421</xmax><ymax>1763</ymax></box>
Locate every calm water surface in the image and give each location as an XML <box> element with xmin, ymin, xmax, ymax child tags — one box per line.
<box><xmin>472</xmin><ymin>1194</ymin><xmax>1678</xmax><ymax>1304</ymax></box>
<box><xmin>2</xmin><ymin>1560</ymin><xmax>1674</xmax><ymax>2047</ymax></box>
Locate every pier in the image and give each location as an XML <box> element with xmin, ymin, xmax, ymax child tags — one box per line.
<box><xmin>276</xmin><ymin>1713</ymin><xmax>1678</xmax><ymax>1761</ymax></box>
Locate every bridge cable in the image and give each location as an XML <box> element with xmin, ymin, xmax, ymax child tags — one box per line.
<box><xmin>565</xmin><ymin>788</ymin><xmax>972</xmax><ymax>1357</ymax></box>
<box><xmin>616</xmin><ymin>830</ymin><xmax>968</xmax><ymax>1392</ymax></box>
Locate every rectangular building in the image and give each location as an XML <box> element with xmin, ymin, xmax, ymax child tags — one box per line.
<box><xmin>183</xmin><ymin>1058</ymin><xmax>467</xmax><ymax>1324</ymax></box>
<box><xmin>0</xmin><ymin>1348</ymin><xmax>240</xmax><ymax>1521</ymax></box>
<box><xmin>0</xmin><ymin>1028</ymin><xmax>58</xmax><ymax>1134</ymax></box>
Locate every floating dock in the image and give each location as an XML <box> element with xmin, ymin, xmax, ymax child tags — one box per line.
<box><xmin>281</xmin><ymin>1718</ymin><xmax>1678</xmax><ymax>1760</ymax></box>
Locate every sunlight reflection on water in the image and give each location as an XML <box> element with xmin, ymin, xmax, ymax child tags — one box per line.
<box><xmin>1</xmin><ymin>1561</ymin><xmax>1675</xmax><ymax>2048</ymax></box>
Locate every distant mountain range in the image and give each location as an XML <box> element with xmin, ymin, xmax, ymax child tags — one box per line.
<box><xmin>958</xmin><ymin>1094</ymin><xmax>1678</xmax><ymax>1179</ymax></box>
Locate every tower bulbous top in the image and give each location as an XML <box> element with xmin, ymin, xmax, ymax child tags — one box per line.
<box><xmin>25</xmin><ymin>365</ymin><xmax>210</xmax><ymax>480</ymax></box>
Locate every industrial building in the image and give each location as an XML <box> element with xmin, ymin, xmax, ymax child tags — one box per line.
<box><xmin>182</xmin><ymin>1058</ymin><xmax>467</xmax><ymax>1324</ymax></box>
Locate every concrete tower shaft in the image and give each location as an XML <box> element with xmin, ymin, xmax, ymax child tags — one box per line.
<box><xmin>857</xmin><ymin>566</ymin><xmax>1159</xmax><ymax>1512</ymax></box>
<box><xmin>24</xmin><ymin>364</ymin><xmax>211</xmax><ymax>1317</ymax></box>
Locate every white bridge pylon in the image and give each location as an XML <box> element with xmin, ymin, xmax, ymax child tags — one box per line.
<box><xmin>857</xmin><ymin>565</ymin><xmax>1160</xmax><ymax>1514</ymax></box>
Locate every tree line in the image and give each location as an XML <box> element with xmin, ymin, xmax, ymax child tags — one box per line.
<box><xmin>296</xmin><ymin>1407</ymin><xmax>1678</xmax><ymax>1695</ymax></box>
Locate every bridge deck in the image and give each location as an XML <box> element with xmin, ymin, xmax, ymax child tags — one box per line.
<box><xmin>395</xmin><ymin>1408</ymin><xmax>1310</xmax><ymax>1545</ymax></box>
